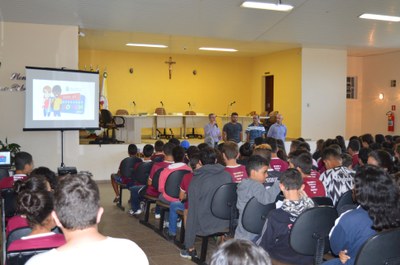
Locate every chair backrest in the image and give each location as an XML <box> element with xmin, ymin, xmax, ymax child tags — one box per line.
<box><xmin>211</xmin><ymin>183</ymin><xmax>238</xmax><ymax>220</ymax></box>
<box><xmin>7</xmin><ymin>248</ymin><xmax>53</xmax><ymax>265</ymax></box>
<box><xmin>100</xmin><ymin>109</ymin><xmax>114</xmax><ymax>126</ymax></box>
<box><xmin>155</xmin><ymin>108</ymin><xmax>166</xmax><ymax>115</ymax></box>
<box><xmin>290</xmin><ymin>206</ymin><xmax>338</xmax><ymax>262</ymax></box>
<box><xmin>354</xmin><ymin>228</ymin><xmax>400</xmax><ymax>265</ymax></box>
<box><xmin>115</xmin><ymin>109</ymin><xmax>129</xmax><ymax>115</ymax></box>
<box><xmin>151</xmin><ymin>168</ymin><xmax>164</xmax><ymax>190</ymax></box>
<box><xmin>242</xmin><ymin>197</ymin><xmax>275</xmax><ymax>234</ymax></box>
<box><xmin>135</xmin><ymin>162</ymin><xmax>154</xmax><ymax>185</ymax></box>
<box><xmin>1</xmin><ymin>188</ymin><xmax>17</xmax><ymax>218</ymax></box>
<box><xmin>312</xmin><ymin>196</ymin><xmax>333</xmax><ymax>206</ymax></box>
<box><xmin>119</xmin><ymin>157</ymin><xmax>139</xmax><ymax>179</ymax></box>
<box><xmin>335</xmin><ymin>190</ymin><xmax>355</xmax><ymax>214</ymax></box>
<box><xmin>165</xmin><ymin>170</ymin><xmax>190</xmax><ymax>198</ymax></box>
<box><xmin>7</xmin><ymin>227</ymin><xmax>32</xmax><ymax>250</ymax></box>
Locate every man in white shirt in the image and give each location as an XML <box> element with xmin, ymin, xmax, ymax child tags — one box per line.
<box><xmin>27</xmin><ymin>173</ymin><xmax>148</xmax><ymax>265</ymax></box>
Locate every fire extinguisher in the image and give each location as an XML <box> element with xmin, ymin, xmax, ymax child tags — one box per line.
<box><xmin>387</xmin><ymin>111</ymin><xmax>395</xmax><ymax>132</ymax></box>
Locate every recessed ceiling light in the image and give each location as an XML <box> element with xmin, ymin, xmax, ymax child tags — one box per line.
<box><xmin>126</xmin><ymin>43</ymin><xmax>168</xmax><ymax>48</ymax></box>
<box><xmin>359</xmin><ymin>13</ymin><xmax>400</xmax><ymax>22</ymax></box>
<box><xmin>241</xmin><ymin>1</ymin><xmax>293</xmax><ymax>12</ymax></box>
<box><xmin>199</xmin><ymin>47</ymin><xmax>238</xmax><ymax>52</ymax></box>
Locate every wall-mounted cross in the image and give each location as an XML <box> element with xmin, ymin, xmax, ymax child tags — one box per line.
<box><xmin>165</xmin><ymin>56</ymin><xmax>176</xmax><ymax>79</ymax></box>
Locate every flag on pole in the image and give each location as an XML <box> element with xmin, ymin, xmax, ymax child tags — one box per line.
<box><xmin>100</xmin><ymin>71</ymin><xmax>109</xmax><ymax>110</ymax></box>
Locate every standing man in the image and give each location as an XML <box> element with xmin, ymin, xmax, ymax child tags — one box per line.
<box><xmin>204</xmin><ymin>113</ymin><xmax>221</xmax><ymax>148</ymax></box>
<box><xmin>267</xmin><ymin>113</ymin><xmax>287</xmax><ymax>142</ymax></box>
<box><xmin>223</xmin><ymin>112</ymin><xmax>243</xmax><ymax>143</ymax></box>
<box><xmin>245</xmin><ymin>114</ymin><xmax>266</xmax><ymax>146</ymax></box>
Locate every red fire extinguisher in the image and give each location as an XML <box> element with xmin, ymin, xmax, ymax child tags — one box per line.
<box><xmin>387</xmin><ymin>111</ymin><xmax>395</xmax><ymax>132</ymax></box>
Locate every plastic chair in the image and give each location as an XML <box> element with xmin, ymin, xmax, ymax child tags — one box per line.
<box><xmin>312</xmin><ymin>196</ymin><xmax>333</xmax><ymax>207</ymax></box>
<box><xmin>335</xmin><ymin>190</ymin><xmax>357</xmax><ymax>215</ymax></box>
<box><xmin>289</xmin><ymin>206</ymin><xmax>338</xmax><ymax>265</ymax></box>
<box><xmin>140</xmin><ymin>168</ymin><xmax>164</xmax><ymax>229</ymax></box>
<box><xmin>6</xmin><ymin>248</ymin><xmax>53</xmax><ymax>265</ymax></box>
<box><xmin>354</xmin><ymin>228</ymin><xmax>400</xmax><ymax>265</ymax></box>
<box><xmin>115</xmin><ymin>157</ymin><xmax>140</xmax><ymax>211</ymax></box>
<box><xmin>6</xmin><ymin>227</ymin><xmax>32</xmax><ymax>250</ymax></box>
<box><xmin>99</xmin><ymin>109</ymin><xmax>124</xmax><ymax>143</ymax></box>
<box><xmin>242</xmin><ymin>197</ymin><xmax>275</xmax><ymax>235</ymax></box>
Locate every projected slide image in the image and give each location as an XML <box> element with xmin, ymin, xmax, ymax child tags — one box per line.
<box><xmin>32</xmin><ymin>79</ymin><xmax>95</xmax><ymax>121</ymax></box>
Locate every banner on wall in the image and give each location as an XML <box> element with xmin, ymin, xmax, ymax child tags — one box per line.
<box><xmin>100</xmin><ymin>72</ymin><xmax>108</xmax><ymax>110</ymax></box>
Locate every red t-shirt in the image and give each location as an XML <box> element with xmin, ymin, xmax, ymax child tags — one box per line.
<box><xmin>352</xmin><ymin>154</ymin><xmax>359</xmax><ymax>168</ymax></box>
<box><xmin>7</xmin><ymin>233</ymin><xmax>66</xmax><ymax>252</ymax></box>
<box><xmin>146</xmin><ymin>161</ymin><xmax>173</xmax><ymax>197</ymax></box>
<box><xmin>270</xmin><ymin>157</ymin><xmax>289</xmax><ymax>172</ymax></box>
<box><xmin>224</xmin><ymin>165</ymin><xmax>248</xmax><ymax>183</ymax></box>
<box><xmin>180</xmin><ymin>172</ymin><xmax>194</xmax><ymax>209</ymax></box>
<box><xmin>0</xmin><ymin>174</ymin><xmax>28</xmax><ymax>190</ymax></box>
<box><xmin>303</xmin><ymin>176</ymin><xmax>326</xmax><ymax>198</ymax></box>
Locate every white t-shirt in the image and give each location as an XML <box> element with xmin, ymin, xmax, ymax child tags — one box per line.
<box><xmin>26</xmin><ymin>237</ymin><xmax>148</xmax><ymax>265</ymax></box>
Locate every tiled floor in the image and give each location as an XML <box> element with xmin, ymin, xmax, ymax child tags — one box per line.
<box><xmin>97</xmin><ymin>182</ymin><xmax>218</xmax><ymax>265</ymax></box>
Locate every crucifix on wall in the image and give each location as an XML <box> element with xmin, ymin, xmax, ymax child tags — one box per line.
<box><xmin>165</xmin><ymin>56</ymin><xmax>176</xmax><ymax>79</ymax></box>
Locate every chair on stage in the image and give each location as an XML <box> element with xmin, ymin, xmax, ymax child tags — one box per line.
<box><xmin>99</xmin><ymin>109</ymin><xmax>124</xmax><ymax>144</ymax></box>
<box><xmin>155</xmin><ymin>108</ymin><xmax>174</xmax><ymax>139</ymax></box>
<box><xmin>184</xmin><ymin>111</ymin><xmax>202</xmax><ymax>139</ymax></box>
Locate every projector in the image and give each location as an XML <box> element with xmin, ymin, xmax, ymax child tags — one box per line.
<box><xmin>58</xmin><ymin>166</ymin><xmax>77</xmax><ymax>176</ymax></box>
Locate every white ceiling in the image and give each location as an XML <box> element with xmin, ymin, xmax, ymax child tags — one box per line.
<box><xmin>1</xmin><ymin>0</ymin><xmax>400</xmax><ymax>56</ymax></box>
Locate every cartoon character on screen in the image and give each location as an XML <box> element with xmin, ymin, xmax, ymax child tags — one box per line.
<box><xmin>42</xmin><ymin>85</ymin><xmax>52</xmax><ymax>117</ymax></box>
<box><xmin>52</xmin><ymin>85</ymin><xmax>62</xmax><ymax>117</ymax></box>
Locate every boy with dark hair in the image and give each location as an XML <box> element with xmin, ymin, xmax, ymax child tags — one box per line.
<box><xmin>128</xmin><ymin>144</ymin><xmax>154</xmax><ymax>216</ymax></box>
<box><xmin>222</xmin><ymin>142</ymin><xmax>248</xmax><ymax>183</ymax></box>
<box><xmin>253</xmin><ymin>146</ymin><xmax>281</xmax><ymax>188</ymax></box>
<box><xmin>289</xmin><ymin>151</ymin><xmax>326</xmax><ymax>197</ymax></box>
<box><xmin>235</xmin><ymin>155</ymin><xmax>280</xmax><ymax>241</ymax></box>
<box><xmin>264</xmin><ymin>137</ymin><xmax>288</xmax><ymax>172</ymax></box>
<box><xmin>26</xmin><ymin>173</ymin><xmax>148</xmax><ymax>265</ymax></box>
<box><xmin>180</xmin><ymin>147</ymin><xmax>232</xmax><ymax>259</ymax></box>
<box><xmin>0</xmin><ymin>151</ymin><xmax>33</xmax><ymax>189</ymax></box>
<box><xmin>257</xmin><ymin>169</ymin><xmax>314</xmax><ymax>265</ymax></box>
<box><xmin>347</xmin><ymin>139</ymin><xmax>361</xmax><ymax>169</ymax></box>
<box><xmin>151</xmin><ymin>140</ymin><xmax>165</xmax><ymax>162</ymax></box>
<box><xmin>111</xmin><ymin>144</ymin><xmax>142</xmax><ymax>203</ymax></box>
<box><xmin>319</xmin><ymin>147</ymin><xmax>354</xmax><ymax>205</ymax></box>
<box><xmin>358</xmin><ymin>147</ymin><xmax>372</xmax><ymax>166</ymax></box>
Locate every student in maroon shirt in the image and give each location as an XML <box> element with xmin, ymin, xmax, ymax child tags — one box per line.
<box><xmin>222</xmin><ymin>141</ymin><xmax>248</xmax><ymax>183</ymax></box>
<box><xmin>0</xmin><ymin>151</ymin><xmax>33</xmax><ymax>190</ymax></box>
<box><xmin>265</xmin><ymin>137</ymin><xmax>288</xmax><ymax>172</ymax></box>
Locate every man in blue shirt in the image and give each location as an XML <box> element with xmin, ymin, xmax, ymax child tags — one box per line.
<box><xmin>245</xmin><ymin>115</ymin><xmax>266</xmax><ymax>146</ymax></box>
<box><xmin>267</xmin><ymin>113</ymin><xmax>287</xmax><ymax>142</ymax></box>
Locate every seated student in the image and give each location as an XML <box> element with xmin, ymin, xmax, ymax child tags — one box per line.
<box><xmin>111</xmin><ymin>144</ymin><xmax>142</xmax><ymax>203</ymax></box>
<box><xmin>26</xmin><ymin>173</ymin><xmax>149</xmax><ymax>265</ymax></box>
<box><xmin>264</xmin><ymin>137</ymin><xmax>288</xmax><ymax>172</ymax></box>
<box><xmin>289</xmin><ymin>151</ymin><xmax>326</xmax><ymax>198</ymax></box>
<box><xmin>341</xmin><ymin>153</ymin><xmax>354</xmax><ymax>170</ymax></box>
<box><xmin>347</xmin><ymin>139</ymin><xmax>361</xmax><ymax>169</ymax></box>
<box><xmin>128</xmin><ymin>144</ymin><xmax>154</xmax><ymax>216</ymax></box>
<box><xmin>29</xmin><ymin>167</ymin><xmax>58</xmax><ymax>191</ymax></box>
<box><xmin>367</xmin><ymin>149</ymin><xmax>395</xmax><ymax>173</ymax></box>
<box><xmin>210</xmin><ymin>239</ymin><xmax>272</xmax><ymax>265</ymax></box>
<box><xmin>180</xmin><ymin>147</ymin><xmax>232</xmax><ymax>259</ymax></box>
<box><xmin>257</xmin><ymin>169</ymin><xmax>315</xmax><ymax>265</ymax></box>
<box><xmin>358</xmin><ymin>147</ymin><xmax>371</xmax><ymax>166</ymax></box>
<box><xmin>319</xmin><ymin>147</ymin><xmax>354</xmax><ymax>205</ymax></box>
<box><xmin>0</xmin><ymin>151</ymin><xmax>33</xmax><ymax>190</ymax></box>
<box><xmin>145</xmin><ymin>142</ymin><xmax>175</xmax><ymax>219</ymax></box>
<box><xmin>151</xmin><ymin>140</ymin><xmax>165</xmax><ymax>162</ymax></box>
<box><xmin>323</xmin><ymin>165</ymin><xmax>400</xmax><ymax>265</ymax></box>
<box><xmin>7</xmin><ymin>189</ymin><xmax>66</xmax><ymax>252</ymax></box>
<box><xmin>235</xmin><ymin>155</ymin><xmax>280</xmax><ymax>241</ymax></box>
<box><xmin>253</xmin><ymin>145</ymin><xmax>281</xmax><ymax>188</ymax></box>
<box><xmin>222</xmin><ymin>142</ymin><xmax>248</xmax><ymax>183</ymax></box>
<box><xmin>7</xmin><ymin>176</ymin><xmax>51</xmax><ymax>236</ymax></box>
<box><xmin>237</xmin><ymin>142</ymin><xmax>252</xmax><ymax>166</ymax></box>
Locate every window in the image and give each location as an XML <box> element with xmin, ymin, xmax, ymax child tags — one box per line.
<box><xmin>346</xmin><ymin>77</ymin><xmax>357</xmax><ymax>99</ymax></box>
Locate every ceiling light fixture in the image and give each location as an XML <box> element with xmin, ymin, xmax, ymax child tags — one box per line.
<box><xmin>126</xmin><ymin>43</ymin><xmax>168</xmax><ymax>48</ymax></box>
<box><xmin>241</xmin><ymin>1</ymin><xmax>293</xmax><ymax>12</ymax></box>
<box><xmin>359</xmin><ymin>13</ymin><xmax>400</xmax><ymax>22</ymax></box>
<box><xmin>199</xmin><ymin>47</ymin><xmax>238</xmax><ymax>52</ymax></box>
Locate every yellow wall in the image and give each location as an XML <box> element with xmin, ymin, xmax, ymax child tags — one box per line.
<box><xmin>251</xmin><ymin>49</ymin><xmax>302</xmax><ymax>139</ymax></box>
<box><xmin>79</xmin><ymin>50</ymin><xmax>253</xmax><ymax>116</ymax></box>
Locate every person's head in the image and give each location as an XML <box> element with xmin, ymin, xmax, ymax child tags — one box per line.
<box><xmin>172</xmin><ymin>146</ymin><xmax>186</xmax><ymax>163</ymax></box>
<box><xmin>163</xmin><ymin>142</ymin><xmax>176</xmax><ymax>157</ymax></box>
<box><xmin>210</xmin><ymin>239</ymin><xmax>271</xmax><ymax>265</ymax></box>
<box><xmin>315</xmin><ymin>139</ymin><xmax>325</xmax><ymax>152</ymax></box>
<box><xmin>279</xmin><ymin>168</ymin><xmax>304</xmax><ymax>194</ymax></box>
<box><xmin>128</xmin><ymin>144</ymin><xmax>138</xmax><ymax>156</ymax></box>
<box><xmin>276</xmin><ymin>114</ymin><xmax>283</xmax><ymax>124</ymax></box>
<box><xmin>230</xmin><ymin>112</ymin><xmax>239</xmax><ymax>123</ymax></box>
<box><xmin>335</xmin><ymin>135</ymin><xmax>346</xmax><ymax>153</ymax></box>
<box><xmin>329</xmin><ymin>144</ymin><xmax>343</xmax><ymax>155</ymax></box>
<box><xmin>53</xmin><ymin>173</ymin><xmax>101</xmax><ymax>230</ymax></box>
<box><xmin>298</xmin><ymin>142</ymin><xmax>311</xmax><ymax>152</ymax></box>
<box><xmin>239</xmin><ymin>142</ymin><xmax>253</xmax><ymax>158</ymax></box>
<box><xmin>347</xmin><ymin>139</ymin><xmax>361</xmax><ymax>154</ymax></box>
<box><xmin>385</xmin><ymin>135</ymin><xmax>393</xmax><ymax>144</ymax></box>
<box><xmin>180</xmin><ymin>140</ymin><xmax>190</xmax><ymax>151</ymax></box>
<box><xmin>186</xmin><ymin>145</ymin><xmax>200</xmax><ymax>159</ymax></box>
<box><xmin>15</xmin><ymin>151</ymin><xmax>33</xmax><ymax>174</ymax></box>
<box><xmin>222</xmin><ymin>142</ymin><xmax>239</xmax><ymax>161</ymax></box>
<box><xmin>197</xmin><ymin>142</ymin><xmax>210</xmax><ymax>151</ymax></box>
<box><xmin>168</xmin><ymin>137</ymin><xmax>180</xmax><ymax>146</ymax></box>
<box><xmin>17</xmin><ymin>189</ymin><xmax>54</xmax><ymax>229</ymax></box>
<box><xmin>290</xmin><ymin>140</ymin><xmax>302</xmax><ymax>153</ymax></box>
<box><xmin>375</xmin><ymin>134</ymin><xmax>385</xmax><ymax>144</ymax></box>
<box><xmin>367</xmin><ymin>150</ymin><xmax>394</xmax><ymax>173</ymax></box>
<box><xmin>30</xmin><ymin>167</ymin><xmax>57</xmax><ymax>190</ymax></box>
<box><xmin>199</xmin><ymin>147</ymin><xmax>217</xmax><ymax>165</ymax></box>
<box><xmin>321</xmin><ymin>147</ymin><xmax>342</xmax><ymax>169</ymax></box>
<box><xmin>264</xmin><ymin>137</ymin><xmax>278</xmax><ymax>153</ymax></box>
<box><xmin>14</xmin><ymin>175</ymin><xmax>50</xmax><ymax>194</ymax></box>
<box><xmin>142</xmin><ymin>144</ymin><xmax>154</xmax><ymax>158</ymax></box>
<box><xmin>246</xmin><ymin>155</ymin><xmax>269</xmax><ymax>183</ymax></box>
<box><xmin>204</xmin><ymin>136</ymin><xmax>214</xmax><ymax>148</ymax></box>
<box><xmin>360</xmin><ymin>133</ymin><xmax>374</xmax><ymax>148</ymax></box>
<box><xmin>252</xmin><ymin>115</ymin><xmax>260</xmax><ymax>124</ymax></box>
<box><xmin>252</xmin><ymin>146</ymin><xmax>272</xmax><ymax>163</ymax></box>
<box><xmin>154</xmin><ymin>140</ymin><xmax>164</xmax><ymax>152</ymax></box>
<box><xmin>189</xmin><ymin>153</ymin><xmax>202</xmax><ymax>170</ymax></box>
<box><xmin>354</xmin><ymin>165</ymin><xmax>400</xmax><ymax>231</ymax></box>
<box><xmin>254</xmin><ymin>137</ymin><xmax>264</xmax><ymax>147</ymax></box>
<box><xmin>289</xmin><ymin>151</ymin><xmax>313</xmax><ymax>175</ymax></box>
<box><xmin>341</xmin><ymin>153</ymin><xmax>353</xmax><ymax>169</ymax></box>
<box><xmin>358</xmin><ymin>147</ymin><xmax>372</xmax><ymax>165</ymax></box>
<box><xmin>209</xmin><ymin>113</ymin><xmax>217</xmax><ymax>123</ymax></box>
